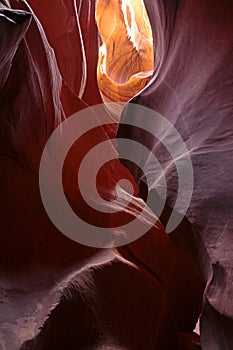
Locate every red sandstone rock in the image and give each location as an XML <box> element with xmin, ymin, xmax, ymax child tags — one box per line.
<box><xmin>1</xmin><ymin>0</ymin><xmax>232</xmax><ymax>349</ymax></box>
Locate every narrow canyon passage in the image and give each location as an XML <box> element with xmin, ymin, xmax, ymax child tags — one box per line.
<box><xmin>0</xmin><ymin>1</ymin><xmax>232</xmax><ymax>349</ymax></box>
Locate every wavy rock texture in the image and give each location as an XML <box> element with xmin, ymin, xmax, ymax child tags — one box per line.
<box><xmin>96</xmin><ymin>0</ymin><xmax>154</xmax><ymax>104</ymax></box>
<box><xmin>0</xmin><ymin>0</ymin><xmax>231</xmax><ymax>349</ymax></box>
<box><xmin>118</xmin><ymin>0</ymin><xmax>233</xmax><ymax>348</ymax></box>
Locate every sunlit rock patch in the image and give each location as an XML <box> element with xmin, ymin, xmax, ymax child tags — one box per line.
<box><xmin>96</xmin><ymin>0</ymin><xmax>154</xmax><ymax>104</ymax></box>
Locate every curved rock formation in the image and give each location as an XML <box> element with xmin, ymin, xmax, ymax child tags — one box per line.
<box><xmin>96</xmin><ymin>0</ymin><xmax>154</xmax><ymax>104</ymax></box>
<box><xmin>117</xmin><ymin>0</ymin><xmax>233</xmax><ymax>348</ymax></box>
<box><xmin>0</xmin><ymin>0</ymin><xmax>232</xmax><ymax>349</ymax></box>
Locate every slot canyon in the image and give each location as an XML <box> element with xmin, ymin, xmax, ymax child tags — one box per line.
<box><xmin>0</xmin><ymin>0</ymin><xmax>233</xmax><ymax>349</ymax></box>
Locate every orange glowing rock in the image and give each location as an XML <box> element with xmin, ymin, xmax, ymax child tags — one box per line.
<box><xmin>96</xmin><ymin>0</ymin><xmax>154</xmax><ymax>104</ymax></box>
